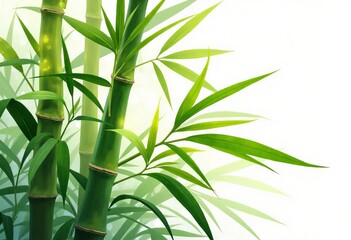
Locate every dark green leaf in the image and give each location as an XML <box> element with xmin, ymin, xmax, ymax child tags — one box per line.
<box><xmin>61</xmin><ymin>36</ymin><xmax>74</xmax><ymax>96</ymax></box>
<box><xmin>0</xmin><ymin>59</ymin><xmax>39</xmax><ymax>68</ymax></box>
<box><xmin>73</xmin><ymin>115</ymin><xmax>109</xmax><ymax>125</ymax></box>
<box><xmin>116</xmin><ymin>0</ymin><xmax>125</xmax><ymax>47</ymax></box>
<box><xmin>163</xmin><ymin>49</ymin><xmax>231</xmax><ymax>59</ymax></box>
<box><xmin>110</xmin><ymin>194</ymin><xmax>174</xmax><ymax>239</ymax></box>
<box><xmin>152</xmin><ymin>63</ymin><xmax>172</xmax><ymax>107</ymax></box>
<box><xmin>147</xmin><ymin>103</ymin><xmax>160</xmax><ymax>160</ymax></box>
<box><xmin>146</xmin><ymin>173</ymin><xmax>213</xmax><ymax>240</ymax></box>
<box><xmin>150</xmin><ymin>147</ymin><xmax>201</xmax><ymax>164</ymax></box>
<box><xmin>177</xmin><ymin>120</ymin><xmax>254</xmax><ymax>132</ymax></box>
<box><xmin>0</xmin><ymin>186</ymin><xmax>28</xmax><ymax>196</ymax></box>
<box><xmin>73</xmin><ymin>80</ymin><xmax>103</xmax><ymax>111</ymax></box>
<box><xmin>57</xmin><ymin>140</ymin><xmax>70</xmax><ymax>205</ymax></box>
<box><xmin>70</xmin><ymin>169</ymin><xmax>87</xmax><ymax>190</ymax></box>
<box><xmin>28</xmin><ymin>138</ymin><xmax>58</xmax><ymax>183</ymax></box>
<box><xmin>0</xmin><ymin>213</ymin><xmax>13</xmax><ymax>240</ymax></box>
<box><xmin>53</xmin><ymin>218</ymin><xmax>75</xmax><ymax>240</ymax></box>
<box><xmin>17</xmin><ymin>16</ymin><xmax>40</xmax><ymax>56</ymax></box>
<box><xmin>160</xmin><ymin>60</ymin><xmax>216</xmax><ymax>92</ymax></box>
<box><xmin>0</xmin><ymin>140</ymin><xmax>20</xmax><ymax>166</ymax></box>
<box><xmin>102</xmin><ymin>7</ymin><xmax>117</xmax><ymax>49</ymax></box>
<box><xmin>35</xmin><ymin>73</ymin><xmax>111</xmax><ymax>87</ymax></box>
<box><xmin>0</xmin><ymin>154</ymin><xmax>14</xmax><ymax>186</ymax></box>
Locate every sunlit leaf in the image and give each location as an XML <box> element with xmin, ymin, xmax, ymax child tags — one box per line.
<box><xmin>185</xmin><ymin>111</ymin><xmax>263</xmax><ymax>125</ymax></box>
<box><xmin>152</xmin><ymin>63</ymin><xmax>171</xmax><ymax>107</ymax></box>
<box><xmin>36</xmin><ymin>73</ymin><xmax>111</xmax><ymax>87</ymax></box>
<box><xmin>163</xmin><ymin>49</ymin><xmax>231</xmax><ymax>59</ymax></box>
<box><xmin>17</xmin><ymin>16</ymin><xmax>40</xmax><ymax>56</ymax></box>
<box><xmin>146</xmin><ymin>102</ymin><xmax>160</xmax><ymax>160</ymax></box>
<box><xmin>0</xmin><ymin>59</ymin><xmax>39</xmax><ymax>68</ymax></box>
<box><xmin>177</xmin><ymin>120</ymin><xmax>255</xmax><ymax>132</ymax></box>
<box><xmin>17</xmin><ymin>91</ymin><xmax>68</xmax><ymax>113</ymax></box>
<box><xmin>0</xmin><ymin>36</ymin><xmax>24</xmax><ymax>74</ymax></box>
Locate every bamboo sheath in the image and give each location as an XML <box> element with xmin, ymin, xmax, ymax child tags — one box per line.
<box><xmin>75</xmin><ymin>1</ymin><xmax>148</xmax><ymax>239</ymax></box>
<box><xmin>28</xmin><ymin>0</ymin><xmax>66</xmax><ymax>239</ymax></box>
<box><xmin>78</xmin><ymin>0</ymin><xmax>102</xmax><ymax>207</ymax></box>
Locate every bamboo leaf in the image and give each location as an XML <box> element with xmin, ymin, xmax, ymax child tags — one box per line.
<box><xmin>159</xmin><ymin>3</ymin><xmax>220</xmax><ymax>55</ymax></box>
<box><xmin>64</xmin><ymin>16</ymin><xmax>114</xmax><ymax>51</ymax></box>
<box><xmin>166</xmin><ymin>144</ymin><xmax>212</xmax><ymax>190</ymax></box>
<box><xmin>177</xmin><ymin>120</ymin><xmax>255</xmax><ymax>132</ymax></box>
<box><xmin>28</xmin><ymin>138</ymin><xmax>58</xmax><ymax>183</ymax></box>
<box><xmin>0</xmin><ymin>59</ymin><xmax>39</xmax><ymax>68</ymax></box>
<box><xmin>175</xmin><ymin>56</ymin><xmax>210</xmax><ymax>126</ymax></box>
<box><xmin>159</xmin><ymin>166</ymin><xmax>210</xmax><ymax>190</ymax></box>
<box><xmin>178</xmin><ymin>71</ymin><xmax>277</xmax><ymax>126</ymax></box>
<box><xmin>185</xmin><ymin>111</ymin><xmax>263</xmax><ymax>125</ymax></box>
<box><xmin>0</xmin><ymin>140</ymin><xmax>20</xmax><ymax>166</ymax></box>
<box><xmin>0</xmin><ymin>72</ymin><xmax>16</xmax><ymax>98</ymax></box>
<box><xmin>0</xmin><ymin>213</ymin><xmax>14</xmax><ymax>240</ymax></box>
<box><xmin>73</xmin><ymin>80</ymin><xmax>103</xmax><ymax>111</ymax></box>
<box><xmin>152</xmin><ymin>63</ymin><xmax>172</xmax><ymax>107</ymax></box>
<box><xmin>17</xmin><ymin>16</ymin><xmax>40</xmax><ymax>56</ymax></box>
<box><xmin>163</xmin><ymin>49</ymin><xmax>231</xmax><ymax>59</ymax></box>
<box><xmin>116</xmin><ymin>0</ymin><xmax>125</xmax><ymax>47</ymax></box>
<box><xmin>110</xmin><ymin>194</ymin><xmax>174</xmax><ymax>240</ymax></box>
<box><xmin>0</xmin><ymin>186</ymin><xmax>28</xmax><ymax>196</ymax></box>
<box><xmin>52</xmin><ymin>218</ymin><xmax>75</xmax><ymax>240</ymax></box>
<box><xmin>120</xmin><ymin>127</ymin><xmax>150</xmax><ymax>159</ymax></box>
<box><xmin>147</xmin><ymin>103</ymin><xmax>160</xmax><ymax>160</ymax></box>
<box><xmin>101</xmin><ymin>7</ymin><xmax>117</xmax><ymax>49</ymax></box>
<box><xmin>186</xmin><ymin>134</ymin><xmax>324</xmax><ymax>168</ymax></box>
<box><xmin>6</xmin><ymin>99</ymin><xmax>37</xmax><ymax>140</ymax></box>
<box><xmin>0</xmin><ymin>99</ymin><xmax>11</xmax><ymax>116</ymax></box>
<box><xmin>160</xmin><ymin>60</ymin><xmax>216</xmax><ymax>92</ymax></box>
<box><xmin>108</xmin><ymin>207</ymin><xmax>149</xmax><ymax>215</ymax></box>
<box><xmin>36</xmin><ymin>73</ymin><xmax>111</xmax><ymax>87</ymax></box>
<box><xmin>110</xmin><ymin>129</ymin><xmax>148</xmax><ymax>161</ymax></box>
<box><xmin>70</xmin><ymin>169</ymin><xmax>87</xmax><ymax>190</ymax></box>
<box><xmin>56</xmin><ymin>140</ymin><xmax>70</xmax><ymax>205</ymax></box>
<box><xmin>73</xmin><ymin>115</ymin><xmax>110</xmax><ymax>125</ymax></box>
<box><xmin>61</xmin><ymin>36</ymin><xmax>74</xmax><ymax>96</ymax></box>
<box><xmin>150</xmin><ymin>147</ymin><xmax>201</xmax><ymax>164</ymax></box>
<box><xmin>0</xmin><ymin>154</ymin><xmax>14</xmax><ymax>186</ymax></box>
<box><xmin>71</xmin><ymin>46</ymin><xmax>111</xmax><ymax>69</ymax></box>
<box><xmin>146</xmin><ymin>173</ymin><xmax>213</xmax><ymax>240</ymax></box>
<box><xmin>0</xmin><ymin>36</ymin><xmax>24</xmax><ymax>75</ymax></box>
<box><xmin>145</xmin><ymin>0</ymin><xmax>196</xmax><ymax>31</ymax></box>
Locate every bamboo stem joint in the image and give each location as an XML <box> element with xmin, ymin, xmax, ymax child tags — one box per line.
<box><xmin>75</xmin><ymin>224</ymin><xmax>107</xmax><ymax>236</ymax></box>
<box><xmin>89</xmin><ymin>163</ymin><xmax>118</xmax><ymax>176</ymax></box>
<box><xmin>40</xmin><ymin>8</ymin><xmax>65</xmax><ymax>15</ymax></box>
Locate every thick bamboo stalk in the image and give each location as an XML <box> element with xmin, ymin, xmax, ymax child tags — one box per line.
<box><xmin>78</xmin><ymin>0</ymin><xmax>102</xmax><ymax>207</ymax></box>
<box><xmin>74</xmin><ymin>1</ymin><xmax>148</xmax><ymax>239</ymax></box>
<box><xmin>28</xmin><ymin>0</ymin><xmax>66</xmax><ymax>239</ymax></box>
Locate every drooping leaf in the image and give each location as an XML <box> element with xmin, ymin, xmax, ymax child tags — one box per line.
<box><xmin>160</xmin><ymin>60</ymin><xmax>216</xmax><ymax>92</ymax></box>
<box><xmin>61</xmin><ymin>36</ymin><xmax>74</xmax><ymax>96</ymax></box>
<box><xmin>145</xmin><ymin>0</ymin><xmax>196</xmax><ymax>31</ymax></box>
<box><xmin>163</xmin><ymin>49</ymin><xmax>231</xmax><ymax>59</ymax></box>
<box><xmin>70</xmin><ymin>169</ymin><xmax>87</xmax><ymax>190</ymax></box>
<box><xmin>0</xmin><ymin>154</ymin><xmax>14</xmax><ymax>186</ymax></box>
<box><xmin>64</xmin><ymin>15</ymin><xmax>114</xmax><ymax>51</ymax></box>
<box><xmin>101</xmin><ymin>7</ymin><xmax>117</xmax><ymax>49</ymax></box>
<box><xmin>159</xmin><ymin>3</ymin><xmax>220</xmax><ymax>55</ymax></box>
<box><xmin>52</xmin><ymin>218</ymin><xmax>75</xmax><ymax>240</ymax></box>
<box><xmin>185</xmin><ymin>111</ymin><xmax>263</xmax><ymax>125</ymax></box>
<box><xmin>73</xmin><ymin>80</ymin><xmax>103</xmax><ymax>111</ymax></box>
<box><xmin>108</xmin><ymin>207</ymin><xmax>149</xmax><ymax>215</ymax></box>
<box><xmin>56</xmin><ymin>140</ymin><xmax>70</xmax><ymax>205</ymax></box>
<box><xmin>150</xmin><ymin>147</ymin><xmax>201</xmax><ymax>164</ymax></box>
<box><xmin>177</xmin><ymin>120</ymin><xmax>255</xmax><ymax>132</ymax></box>
<box><xmin>120</xmin><ymin>127</ymin><xmax>150</xmax><ymax>159</ymax></box>
<box><xmin>36</xmin><ymin>73</ymin><xmax>111</xmax><ymax>87</ymax></box>
<box><xmin>0</xmin><ymin>186</ymin><xmax>28</xmax><ymax>196</ymax></box>
<box><xmin>73</xmin><ymin>115</ymin><xmax>109</xmax><ymax>125</ymax></box>
<box><xmin>17</xmin><ymin>16</ymin><xmax>40</xmax><ymax>56</ymax></box>
<box><xmin>152</xmin><ymin>63</ymin><xmax>172</xmax><ymax>107</ymax></box>
<box><xmin>0</xmin><ymin>213</ymin><xmax>14</xmax><ymax>240</ymax></box>
<box><xmin>146</xmin><ymin>103</ymin><xmax>160</xmax><ymax>160</ymax></box>
<box><xmin>28</xmin><ymin>138</ymin><xmax>58</xmax><ymax>183</ymax></box>
<box><xmin>0</xmin><ymin>99</ymin><xmax>11</xmax><ymax>116</ymax></box>
<box><xmin>16</xmin><ymin>91</ymin><xmax>67</xmax><ymax>110</ymax></box>
<box><xmin>0</xmin><ymin>36</ymin><xmax>24</xmax><ymax>75</ymax></box>
<box><xmin>0</xmin><ymin>59</ymin><xmax>39</xmax><ymax>68</ymax></box>
<box><xmin>110</xmin><ymin>194</ymin><xmax>174</xmax><ymax>239</ymax></box>
<box><xmin>177</xmin><ymin>71</ymin><xmax>277</xmax><ymax>126</ymax></box>
<box><xmin>147</xmin><ymin>173</ymin><xmax>213</xmax><ymax>240</ymax></box>
<box><xmin>186</xmin><ymin>134</ymin><xmax>324</xmax><ymax>168</ymax></box>
<box><xmin>0</xmin><ymin>140</ymin><xmax>20</xmax><ymax>166</ymax></box>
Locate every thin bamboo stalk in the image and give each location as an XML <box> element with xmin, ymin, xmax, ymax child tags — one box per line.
<box><xmin>78</xmin><ymin>0</ymin><xmax>102</xmax><ymax>207</ymax></box>
<box><xmin>74</xmin><ymin>1</ymin><xmax>148</xmax><ymax>239</ymax></box>
<box><xmin>28</xmin><ymin>0</ymin><xmax>66</xmax><ymax>239</ymax></box>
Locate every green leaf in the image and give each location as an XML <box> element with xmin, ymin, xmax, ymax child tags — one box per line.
<box><xmin>0</xmin><ymin>186</ymin><xmax>28</xmax><ymax>196</ymax></box>
<box><xmin>175</xmin><ymin>56</ymin><xmax>210</xmax><ymax>126</ymax></box>
<box><xmin>36</xmin><ymin>73</ymin><xmax>111</xmax><ymax>87</ymax></box>
<box><xmin>110</xmin><ymin>194</ymin><xmax>174</xmax><ymax>240</ymax></box>
<box><xmin>28</xmin><ymin>138</ymin><xmax>58</xmax><ymax>183</ymax></box>
<box><xmin>159</xmin><ymin>166</ymin><xmax>210</xmax><ymax>190</ymax></box>
<box><xmin>159</xmin><ymin>3</ymin><xmax>220</xmax><ymax>55</ymax></box>
<box><xmin>178</xmin><ymin>71</ymin><xmax>277</xmax><ymax>126</ymax></box>
<box><xmin>73</xmin><ymin>115</ymin><xmax>110</xmax><ymax>125</ymax></box>
<box><xmin>0</xmin><ymin>154</ymin><xmax>14</xmax><ymax>186</ymax></box>
<box><xmin>0</xmin><ymin>59</ymin><xmax>39</xmax><ymax>68</ymax></box>
<box><xmin>52</xmin><ymin>218</ymin><xmax>75</xmax><ymax>240</ymax></box>
<box><xmin>110</xmin><ymin>129</ymin><xmax>148</xmax><ymax>161</ymax></box>
<box><xmin>163</xmin><ymin>49</ymin><xmax>231</xmax><ymax>59</ymax></box>
<box><xmin>150</xmin><ymin>147</ymin><xmax>201</xmax><ymax>164</ymax></box>
<box><xmin>0</xmin><ymin>99</ymin><xmax>11</xmax><ymax>116</ymax></box>
<box><xmin>70</xmin><ymin>169</ymin><xmax>87</xmax><ymax>190</ymax></box>
<box><xmin>0</xmin><ymin>213</ymin><xmax>13</xmax><ymax>240</ymax></box>
<box><xmin>56</xmin><ymin>140</ymin><xmax>70</xmax><ymax>205</ymax></box>
<box><xmin>145</xmin><ymin>0</ymin><xmax>196</xmax><ymax>31</ymax></box>
<box><xmin>146</xmin><ymin>173</ymin><xmax>213</xmax><ymax>240</ymax></box>
<box><xmin>73</xmin><ymin>80</ymin><xmax>103</xmax><ymax>112</ymax></box>
<box><xmin>152</xmin><ymin>63</ymin><xmax>172</xmax><ymax>107</ymax></box>
<box><xmin>120</xmin><ymin>127</ymin><xmax>150</xmax><ymax>159</ymax></box>
<box><xmin>0</xmin><ymin>72</ymin><xmax>16</xmax><ymax>98</ymax></box>
<box><xmin>6</xmin><ymin>99</ymin><xmax>37</xmax><ymax>140</ymax></box>
<box><xmin>101</xmin><ymin>7</ymin><xmax>117</xmax><ymax>49</ymax></box>
<box><xmin>64</xmin><ymin>15</ymin><xmax>114</xmax><ymax>51</ymax></box>
<box><xmin>61</xmin><ymin>36</ymin><xmax>74</xmax><ymax>96</ymax></box>
<box><xmin>108</xmin><ymin>207</ymin><xmax>149</xmax><ymax>215</ymax></box>
<box><xmin>166</xmin><ymin>144</ymin><xmax>212</xmax><ymax>190</ymax></box>
<box><xmin>177</xmin><ymin>120</ymin><xmax>255</xmax><ymax>132</ymax></box>
<box><xmin>0</xmin><ymin>36</ymin><xmax>24</xmax><ymax>75</ymax></box>
<box><xmin>146</xmin><ymin>103</ymin><xmax>160</xmax><ymax>160</ymax></box>
<box><xmin>116</xmin><ymin>0</ymin><xmax>125</xmax><ymax>47</ymax></box>
<box><xmin>0</xmin><ymin>140</ymin><xmax>20</xmax><ymax>166</ymax></box>
<box><xmin>17</xmin><ymin>16</ymin><xmax>40</xmax><ymax>56</ymax></box>
<box><xmin>71</xmin><ymin>46</ymin><xmax>111</xmax><ymax>69</ymax></box>
<box><xmin>17</xmin><ymin>91</ymin><xmax>68</xmax><ymax>113</ymax></box>
<box><xmin>160</xmin><ymin>60</ymin><xmax>216</xmax><ymax>92</ymax></box>
<box><xmin>185</xmin><ymin>111</ymin><xmax>263</xmax><ymax>125</ymax></box>
<box><xmin>186</xmin><ymin>134</ymin><xmax>324</xmax><ymax>168</ymax></box>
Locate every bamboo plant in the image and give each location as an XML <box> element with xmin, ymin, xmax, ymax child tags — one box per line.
<box><xmin>0</xmin><ymin>0</ymin><xmax>325</xmax><ymax>239</ymax></box>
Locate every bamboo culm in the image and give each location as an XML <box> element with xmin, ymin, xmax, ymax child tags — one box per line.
<box><xmin>74</xmin><ymin>1</ymin><xmax>149</xmax><ymax>239</ymax></box>
<box><xmin>28</xmin><ymin>0</ymin><xmax>66</xmax><ymax>239</ymax></box>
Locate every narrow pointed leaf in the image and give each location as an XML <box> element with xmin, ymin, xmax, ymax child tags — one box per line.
<box><xmin>160</xmin><ymin>60</ymin><xmax>216</xmax><ymax>92</ymax></box>
<box><xmin>153</xmin><ymin>63</ymin><xmax>172</xmax><ymax>107</ymax></box>
<box><xmin>73</xmin><ymin>115</ymin><xmax>110</xmax><ymax>125</ymax></box>
<box><xmin>0</xmin><ymin>99</ymin><xmax>11</xmax><ymax>116</ymax></box>
<box><xmin>164</xmin><ymin>49</ymin><xmax>231</xmax><ymax>59</ymax></box>
<box><xmin>53</xmin><ymin>218</ymin><xmax>75</xmax><ymax>240</ymax></box>
<box><xmin>36</xmin><ymin>73</ymin><xmax>111</xmax><ymax>87</ymax></box>
<box><xmin>120</xmin><ymin>127</ymin><xmax>150</xmax><ymax>159</ymax></box>
<box><xmin>73</xmin><ymin>80</ymin><xmax>103</xmax><ymax>111</ymax></box>
<box><xmin>185</xmin><ymin>111</ymin><xmax>263</xmax><ymax>125</ymax></box>
<box><xmin>147</xmin><ymin>103</ymin><xmax>160</xmax><ymax>159</ymax></box>
<box><xmin>101</xmin><ymin>7</ymin><xmax>117</xmax><ymax>49</ymax></box>
<box><xmin>0</xmin><ymin>213</ymin><xmax>14</xmax><ymax>240</ymax></box>
<box><xmin>159</xmin><ymin>3</ymin><xmax>220</xmax><ymax>55</ymax></box>
<box><xmin>17</xmin><ymin>16</ymin><xmax>40</xmax><ymax>56</ymax></box>
<box><xmin>61</xmin><ymin>36</ymin><xmax>74</xmax><ymax>96</ymax></box>
<box><xmin>16</xmin><ymin>91</ymin><xmax>68</xmax><ymax>112</ymax></box>
<box><xmin>70</xmin><ymin>169</ymin><xmax>87</xmax><ymax>190</ymax></box>
<box><xmin>0</xmin><ymin>72</ymin><xmax>16</xmax><ymax>98</ymax></box>
<box><xmin>147</xmin><ymin>173</ymin><xmax>213</xmax><ymax>240</ymax></box>
<box><xmin>57</xmin><ymin>140</ymin><xmax>70</xmax><ymax>204</ymax></box>
<box><xmin>150</xmin><ymin>147</ymin><xmax>201</xmax><ymax>164</ymax></box>
<box><xmin>0</xmin><ymin>36</ymin><xmax>24</xmax><ymax>74</ymax></box>
<box><xmin>64</xmin><ymin>15</ymin><xmax>114</xmax><ymax>51</ymax></box>
<box><xmin>28</xmin><ymin>138</ymin><xmax>58</xmax><ymax>183</ymax></box>
<box><xmin>0</xmin><ymin>186</ymin><xmax>28</xmax><ymax>196</ymax></box>
<box><xmin>0</xmin><ymin>59</ymin><xmax>39</xmax><ymax>68</ymax></box>
<box><xmin>0</xmin><ymin>140</ymin><xmax>20</xmax><ymax>166</ymax></box>
<box><xmin>0</xmin><ymin>154</ymin><xmax>14</xmax><ymax>186</ymax></box>
<box><xmin>116</xmin><ymin>0</ymin><xmax>125</xmax><ymax>46</ymax></box>
<box><xmin>110</xmin><ymin>194</ymin><xmax>174</xmax><ymax>240</ymax></box>
<box><xmin>177</xmin><ymin>120</ymin><xmax>255</xmax><ymax>132</ymax></box>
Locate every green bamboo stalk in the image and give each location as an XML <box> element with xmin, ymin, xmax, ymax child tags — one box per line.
<box><xmin>28</xmin><ymin>0</ymin><xmax>66</xmax><ymax>240</ymax></box>
<box><xmin>75</xmin><ymin>1</ymin><xmax>148</xmax><ymax>239</ymax></box>
<box><xmin>78</xmin><ymin>0</ymin><xmax>102</xmax><ymax>207</ymax></box>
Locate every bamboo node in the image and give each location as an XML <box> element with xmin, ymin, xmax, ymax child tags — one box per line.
<box><xmin>40</xmin><ymin>8</ymin><xmax>65</xmax><ymax>15</ymax></box>
<box><xmin>89</xmin><ymin>163</ymin><xmax>118</xmax><ymax>176</ymax></box>
<box><xmin>114</xmin><ymin>76</ymin><xmax>135</xmax><ymax>84</ymax></box>
<box><xmin>28</xmin><ymin>195</ymin><xmax>57</xmax><ymax>199</ymax></box>
<box><xmin>36</xmin><ymin>113</ymin><xmax>65</xmax><ymax>122</ymax></box>
<box><xmin>85</xmin><ymin>14</ymin><xmax>103</xmax><ymax>20</ymax></box>
<box><xmin>75</xmin><ymin>224</ymin><xmax>107</xmax><ymax>236</ymax></box>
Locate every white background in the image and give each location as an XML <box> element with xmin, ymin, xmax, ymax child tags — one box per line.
<box><xmin>0</xmin><ymin>0</ymin><xmax>348</xmax><ymax>239</ymax></box>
